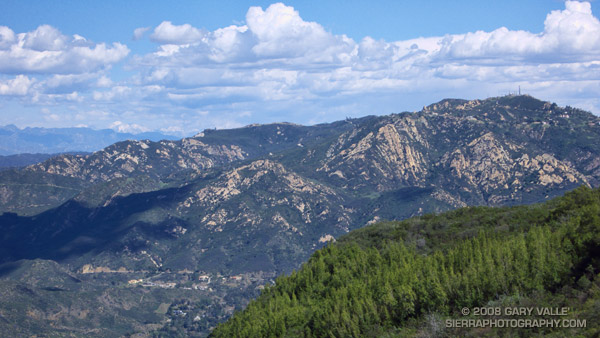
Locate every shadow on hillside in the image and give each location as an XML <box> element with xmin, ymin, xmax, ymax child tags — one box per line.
<box><xmin>0</xmin><ymin>184</ymin><xmax>196</xmax><ymax>265</ymax></box>
<box><xmin>0</xmin><ymin>261</ymin><xmax>21</xmax><ymax>278</ymax></box>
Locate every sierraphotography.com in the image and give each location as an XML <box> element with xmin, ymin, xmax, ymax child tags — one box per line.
<box><xmin>446</xmin><ymin>318</ymin><xmax>587</xmax><ymax>329</ymax></box>
<box><xmin>448</xmin><ymin>306</ymin><xmax>586</xmax><ymax>329</ymax></box>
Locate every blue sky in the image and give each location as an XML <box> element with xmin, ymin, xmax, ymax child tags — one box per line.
<box><xmin>0</xmin><ymin>1</ymin><xmax>598</xmax><ymax>135</ymax></box>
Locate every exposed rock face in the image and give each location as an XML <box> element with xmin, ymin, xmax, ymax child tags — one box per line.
<box><xmin>179</xmin><ymin>159</ymin><xmax>352</xmax><ymax>238</ymax></box>
<box><xmin>28</xmin><ymin>138</ymin><xmax>247</xmax><ymax>183</ymax></box>
<box><xmin>319</xmin><ymin>118</ymin><xmax>429</xmax><ymax>191</ymax></box>
<box><xmin>441</xmin><ymin>133</ymin><xmax>521</xmax><ymax>190</ymax></box>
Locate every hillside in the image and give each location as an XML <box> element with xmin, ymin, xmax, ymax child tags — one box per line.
<box><xmin>0</xmin><ymin>95</ymin><xmax>599</xmax><ymax>336</ymax></box>
<box><xmin>210</xmin><ymin>186</ymin><xmax>600</xmax><ymax>337</ymax></box>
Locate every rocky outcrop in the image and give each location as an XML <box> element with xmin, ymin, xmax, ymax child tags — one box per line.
<box><xmin>179</xmin><ymin>160</ymin><xmax>352</xmax><ymax>234</ymax></box>
<box><xmin>319</xmin><ymin>118</ymin><xmax>429</xmax><ymax>190</ymax></box>
<box><xmin>28</xmin><ymin>139</ymin><xmax>247</xmax><ymax>182</ymax></box>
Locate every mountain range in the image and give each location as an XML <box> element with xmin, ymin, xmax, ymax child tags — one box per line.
<box><xmin>0</xmin><ymin>95</ymin><xmax>599</xmax><ymax>336</ymax></box>
<box><xmin>0</xmin><ymin>124</ymin><xmax>179</xmax><ymax>155</ymax></box>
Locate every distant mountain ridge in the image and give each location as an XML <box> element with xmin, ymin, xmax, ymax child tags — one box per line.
<box><xmin>0</xmin><ymin>124</ymin><xmax>180</xmax><ymax>155</ymax></box>
<box><xmin>1</xmin><ymin>95</ymin><xmax>600</xmax><ymax>336</ymax></box>
<box><xmin>0</xmin><ymin>152</ymin><xmax>92</xmax><ymax>170</ymax></box>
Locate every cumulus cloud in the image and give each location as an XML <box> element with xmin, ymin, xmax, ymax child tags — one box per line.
<box><xmin>134</xmin><ymin>2</ymin><xmax>600</xmax><ymax>95</ymax></box>
<box><xmin>22</xmin><ymin>25</ymin><xmax>69</xmax><ymax>51</ymax></box>
<box><xmin>0</xmin><ymin>75</ymin><xmax>33</xmax><ymax>95</ymax></box>
<box><xmin>150</xmin><ymin>21</ymin><xmax>205</xmax><ymax>44</ymax></box>
<box><xmin>0</xmin><ymin>25</ymin><xmax>129</xmax><ymax>74</ymax></box>
<box><xmin>136</xmin><ymin>3</ymin><xmax>356</xmax><ymax>68</ymax></box>
<box><xmin>436</xmin><ymin>1</ymin><xmax>600</xmax><ymax>64</ymax></box>
<box><xmin>0</xmin><ymin>26</ymin><xmax>16</xmax><ymax>49</ymax></box>
<box><xmin>246</xmin><ymin>3</ymin><xmax>352</xmax><ymax>60</ymax></box>
<box><xmin>0</xmin><ymin>25</ymin><xmax>129</xmax><ymax>121</ymax></box>
<box><xmin>544</xmin><ymin>1</ymin><xmax>600</xmax><ymax>53</ymax></box>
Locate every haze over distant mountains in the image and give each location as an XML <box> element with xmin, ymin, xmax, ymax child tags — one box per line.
<box><xmin>0</xmin><ymin>124</ymin><xmax>180</xmax><ymax>156</ymax></box>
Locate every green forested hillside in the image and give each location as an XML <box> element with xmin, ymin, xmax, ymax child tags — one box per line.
<box><xmin>210</xmin><ymin>186</ymin><xmax>600</xmax><ymax>337</ymax></box>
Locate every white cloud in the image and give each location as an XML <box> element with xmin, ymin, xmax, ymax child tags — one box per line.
<box><xmin>72</xmin><ymin>34</ymin><xmax>87</xmax><ymax>43</ymax></box>
<box><xmin>0</xmin><ymin>26</ymin><xmax>16</xmax><ymax>49</ymax></box>
<box><xmin>91</xmin><ymin>84</ymin><xmax>164</xmax><ymax>103</ymax></box>
<box><xmin>96</xmin><ymin>75</ymin><xmax>112</xmax><ymax>87</ymax></box>
<box><xmin>137</xmin><ymin>3</ymin><xmax>356</xmax><ymax>69</ymax></box>
<box><xmin>109</xmin><ymin>120</ymin><xmax>150</xmax><ymax>133</ymax></box>
<box><xmin>209</xmin><ymin>25</ymin><xmax>252</xmax><ymax>62</ymax></box>
<box><xmin>436</xmin><ymin>1</ymin><xmax>600</xmax><ymax>63</ymax></box>
<box><xmin>22</xmin><ymin>25</ymin><xmax>69</xmax><ymax>51</ymax></box>
<box><xmin>160</xmin><ymin>125</ymin><xmax>186</xmax><ymax>136</ymax></box>
<box><xmin>65</xmin><ymin>91</ymin><xmax>80</xmax><ymax>101</ymax></box>
<box><xmin>0</xmin><ymin>25</ymin><xmax>129</xmax><ymax>74</ymax></box>
<box><xmin>0</xmin><ymin>75</ymin><xmax>33</xmax><ymax>95</ymax></box>
<box><xmin>246</xmin><ymin>3</ymin><xmax>352</xmax><ymax>59</ymax></box>
<box><xmin>138</xmin><ymin>2</ymin><xmax>600</xmax><ymax>93</ymax></box>
<box><xmin>150</xmin><ymin>21</ymin><xmax>205</xmax><ymax>44</ymax></box>
<box><xmin>93</xmin><ymin>86</ymin><xmax>132</xmax><ymax>101</ymax></box>
<box><xmin>133</xmin><ymin>27</ymin><xmax>150</xmax><ymax>41</ymax></box>
<box><xmin>42</xmin><ymin>73</ymin><xmax>99</xmax><ymax>93</ymax></box>
<box><xmin>544</xmin><ymin>1</ymin><xmax>600</xmax><ymax>53</ymax></box>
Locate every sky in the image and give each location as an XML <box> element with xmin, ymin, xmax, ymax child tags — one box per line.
<box><xmin>0</xmin><ymin>1</ymin><xmax>599</xmax><ymax>136</ymax></box>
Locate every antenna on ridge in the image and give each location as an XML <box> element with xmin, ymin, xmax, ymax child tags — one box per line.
<box><xmin>518</xmin><ymin>86</ymin><xmax>521</xmax><ymax>95</ymax></box>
